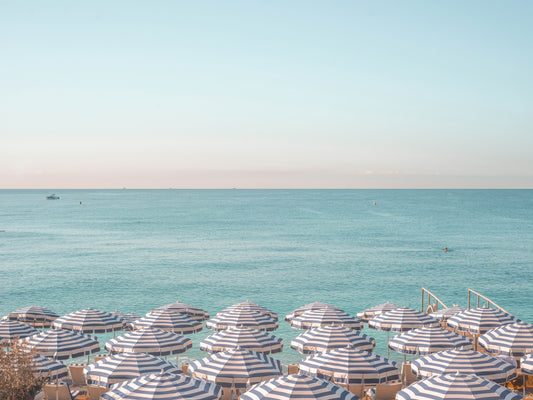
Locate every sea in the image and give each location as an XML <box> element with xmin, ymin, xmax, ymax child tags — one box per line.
<box><xmin>1</xmin><ymin>189</ymin><xmax>532</xmax><ymax>366</ymax></box>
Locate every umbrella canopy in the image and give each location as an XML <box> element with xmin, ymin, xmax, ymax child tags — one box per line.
<box><xmin>396</xmin><ymin>372</ymin><xmax>521</xmax><ymax>400</ymax></box>
<box><xmin>299</xmin><ymin>346</ymin><xmax>399</xmax><ymax>385</ymax></box>
<box><xmin>478</xmin><ymin>322</ymin><xmax>533</xmax><ymax>357</ymax></box>
<box><xmin>0</xmin><ymin>321</ymin><xmax>38</xmax><ymax>344</ymax></box>
<box><xmin>30</xmin><ymin>354</ymin><xmax>69</xmax><ymax>380</ymax></box>
<box><xmin>368</xmin><ymin>306</ymin><xmax>439</xmax><ymax>332</ymax></box>
<box><xmin>240</xmin><ymin>374</ymin><xmax>358</xmax><ymax>400</ymax></box>
<box><xmin>152</xmin><ymin>301</ymin><xmax>210</xmax><ymax>322</ymax></box>
<box><xmin>110</xmin><ymin>312</ymin><xmax>140</xmax><ymax>331</ymax></box>
<box><xmin>447</xmin><ymin>307</ymin><xmax>518</xmax><ymax>334</ymax></box>
<box><xmin>206</xmin><ymin>309</ymin><xmax>278</xmax><ymax>332</ymax></box>
<box><xmin>290</xmin><ymin>309</ymin><xmax>362</xmax><ymax>330</ymax></box>
<box><xmin>52</xmin><ymin>308</ymin><xmax>125</xmax><ymax>334</ymax></box>
<box><xmin>285</xmin><ymin>302</ymin><xmax>343</xmax><ymax>322</ymax></box>
<box><xmin>356</xmin><ymin>302</ymin><xmax>400</xmax><ymax>323</ymax></box>
<box><xmin>521</xmin><ymin>353</ymin><xmax>533</xmax><ymax>375</ymax></box>
<box><xmin>101</xmin><ymin>372</ymin><xmax>222</xmax><ymax>400</ymax></box>
<box><xmin>4</xmin><ymin>305</ymin><xmax>59</xmax><ymax>327</ymax></box>
<box><xmin>411</xmin><ymin>348</ymin><xmax>517</xmax><ymax>384</ymax></box>
<box><xmin>388</xmin><ymin>326</ymin><xmax>473</xmax><ymax>355</ymax></box>
<box><xmin>217</xmin><ymin>301</ymin><xmax>278</xmax><ymax>320</ymax></box>
<box><xmin>20</xmin><ymin>329</ymin><xmax>100</xmax><ymax>360</ymax></box>
<box><xmin>131</xmin><ymin>310</ymin><xmax>203</xmax><ymax>334</ymax></box>
<box><xmin>84</xmin><ymin>352</ymin><xmax>180</xmax><ymax>388</ymax></box>
<box><xmin>200</xmin><ymin>327</ymin><xmax>283</xmax><ymax>354</ymax></box>
<box><xmin>291</xmin><ymin>326</ymin><xmax>375</xmax><ymax>354</ymax></box>
<box><xmin>188</xmin><ymin>348</ymin><xmax>282</xmax><ymax>388</ymax></box>
<box><xmin>105</xmin><ymin>328</ymin><xmax>192</xmax><ymax>356</ymax></box>
<box><xmin>430</xmin><ymin>306</ymin><xmax>467</xmax><ymax>321</ymax></box>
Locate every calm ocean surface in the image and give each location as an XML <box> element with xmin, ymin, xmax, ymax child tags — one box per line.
<box><xmin>1</xmin><ymin>189</ymin><xmax>532</xmax><ymax>365</ymax></box>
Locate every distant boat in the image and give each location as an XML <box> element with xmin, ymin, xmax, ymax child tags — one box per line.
<box><xmin>45</xmin><ymin>194</ymin><xmax>60</xmax><ymax>200</ymax></box>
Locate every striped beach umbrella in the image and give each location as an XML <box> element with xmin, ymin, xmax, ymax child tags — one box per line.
<box><xmin>131</xmin><ymin>310</ymin><xmax>203</xmax><ymax>334</ymax></box>
<box><xmin>4</xmin><ymin>305</ymin><xmax>59</xmax><ymax>328</ymax></box>
<box><xmin>411</xmin><ymin>348</ymin><xmax>517</xmax><ymax>383</ymax></box>
<box><xmin>101</xmin><ymin>372</ymin><xmax>222</xmax><ymax>400</ymax></box>
<box><xmin>200</xmin><ymin>327</ymin><xmax>283</xmax><ymax>354</ymax></box>
<box><xmin>105</xmin><ymin>328</ymin><xmax>192</xmax><ymax>356</ymax></box>
<box><xmin>218</xmin><ymin>301</ymin><xmax>278</xmax><ymax>320</ymax></box>
<box><xmin>84</xmin><ymin>352</ymin><xmax>180</xmax><ymax>388</ymax></box>
<box><xmin>299</xmin><ymin>346</ymin><xmax>399</xmax><ymax>385</ymax></box>
<box><xmin>53</xmin><ymin>308</ymin><xmax>125</xmax><ymax>334</ymax></box>
<box><xmin>388</xmin><ymin>327</ymin><xmax>473</xmax><ymax>356</ymax></box>
<box><xmin>0</xmin><ymin>321</ymin><xmax>38</xmax><ymax>344</ymax></box>
<box><xmin>20</xmin><ymin>329</ymin><xmax>100</xmax><ymax>360</ymax></box>
<box><xmin>290</xmin><ymin>309</ymin><xmax>362</xmax><ymax>330</ymax></box>
<box><xmin>188</xmin><ymin>348</ymin><xmax>282</xmax><ymax>388</ymax></box>
<box><xmin>31</xmin><ymin>354</ymin><xmax>69</xmax><ymax>380</ymax></box>
<box><xmin>447</xmin><ymin>307</ymin><xmax>518</xmax><ymax>334</ymax></box>
<box><xmin>285</xmin><ymin>302</ymin><xmax>343</xmax><ymax>322</ymax></box>
<box><xmin>152</xmin><ymin>301</ymin><xmax>210</xmax><ymax>322</ymax></box>
<box><xmin>396</xmin><ymin>372</ymin><xmax>521</xmax><ymax>400</ymax></box>
<box><xmin>240</xmin><ymin>374</ymin><xmax>358</xmax><ymax>400</ymax></box>
<box><xmin>521</xmin><ymin>353</ymin><xmax>533</xmax><ymax>375</ymax></box>
<box><xmin>356</xmin><ymin>302</ymin><xmax>400</xmax><ymax>323</ymax></box>
<box><xmin>478</xmin><ymin>322</ymin><xmax>533</xmax><ymax>357</ymax></box>
<box><xmin>206</xmin><ymin>309</ymin><xmax>278</xmax><ymax>332</ymax></box>
<box><xmin>430</xmin><ymin>306</ymin><xmax>467</xmax><ymax>321</ymax></box>
<box><xmin>291</xmin><ymin>326</ymin><xmax>375</xmax><ymax>354</ymax></box>
<box><xmin>368</xmin><ymin>306</ymin><xmax>439</xmax><ymax>332</ymax></box>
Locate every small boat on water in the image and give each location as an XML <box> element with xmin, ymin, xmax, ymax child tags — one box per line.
<box><xmin>45</xmin><ymin>194</ymin><xmax>60</xmax><ymax>200</ymax></box>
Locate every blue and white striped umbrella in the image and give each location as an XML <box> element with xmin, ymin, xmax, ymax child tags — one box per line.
<box><xmin>20</xmin><ymin>329</ymin><xmax>100</xmax><ymax>360</ymax></box>
<box><xmin>285</xmin><ymin>302</ymin><xmax>343</xmax><ymax>322</ymax></box>
<box><xmin>31</xmin><ymin>354</ymin><xmax>69</xmax><ymax>380</ymax></box>
<box><xmin>368</xmin><ymin>306</ymin><xmax>439</xmax><ymax>332</ymax></box>
<box><xmin>447</xmin><ymin>307</ymin><xmax>518</xmax><ymax>334</ymax></box>
<box><xmin>396</xmin><ymin>372</ymin><xmax>522</xmax><ymax>400</ymax></box>
<box><xmin>110</xmin><ymin>312</ymin><xmax>140</xmax><ymax>330</ymax></box>
<box><xmin>290</xmin><ymin>309</ymin><xmax>362</xmax><ymax>330</ymax></box>
<box><xmin>521</xmin><ymin>353</ymin><xmax>533</xmax><ymax>375</ymax></box>
<box><xmin>240</xmin><ymin>374</ymin><xmax>358</xmax><ymax>400</ymax></box>
<box><xmin>188</xmin><ymin>348</ymin><xmax>282</xmax><ymax>388</ymax></box>
<box><xmin>0</xmin><ymin>320</ymin><xmax>38</xmax><ymax>344</ymax></box>
<box><xmin>217</xmin><ymin>301</ymin><xmax>278</xmax><ymax>320</ymax></box>
<box><xmin>388</xmin><ymin>327</ymin><xmax>473</xmax><ymax>355</ymax></box>
<box><xmin>411</xmin><ymin>349</ymin><xmax>517</xmax><ymax>383</ymax></box>
<box><xmin>4</xmin><ymin>305</ymin><xmax>59</xmax><ymax>327</ymax></box>
<box><xmin>53</xmin><ymin>308</ymin><xmax>125</xmax><ymax>334</ymax></box>
<box><xmin>105</xmin><ymin>328</ymin><xmax>192</xmax><ymax>356</ymax></box>
<box><xmin>101</xmin><ymin>372</ymin><xmax>222</xmax><ymax>400</ymax></box>
<box><xmin>152</xmin><ymin>301</ymin><xmax>210</xmax><ymax>322</ymax></box>
<box><xmin>206</xmin><ymin>309</ymin><xmax>278</xmax><ymax>332</ymax></box>
<box><xmin>200</xmin><ymin>327</ymin><xmax>283</xmax><ymax>354</ymax></box>
<box><xmin>291</xmin><ymin>326</ymin><xmax>375</xmax><ymax>354</ymax></box>
<box><xmin>299</xmin><ymin>346</ymin><xmax>399</xmax><ymax>385</ymax></box>
<box><xmin>430</xmin><ymin>306</ymin><xmax>467</xmax><ymax>321</ymax></box>
<box><xmin>84</xmin><ymin>352</ymin><xmax>180</xmax><ymax>388</ymax></box>
<box><xmin>356</xmin><ymin>302</ymin><xmax>400</xmax><ymax>323</ymax></box>
<box><xmin>478</xmin><ymin>322</ymin><xmax>533</xmax><ymax>357</ymax></box>
<box><xmin>132</xmin><ymin>310</ymin><xmax>203</xmax><ymax>334</ymax></box>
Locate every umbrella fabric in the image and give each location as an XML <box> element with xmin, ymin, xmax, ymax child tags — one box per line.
<box><xmin>101</xmin><ymin>372</ymin><xmax>222</xmax><ymax>400</ymax></box>
<box><xmin>20</xmin><ymin>329</ymin><xmax>100</xmax><ymax>360</ymax></box>
<box><xmin>4</xmin><ymin>305</ymin><xmax>59</xmax><ymax>327</ymax></box>
<box><xmin>411</xmin><ymin>349</ymin><xmax>517</xmax><ymax>384</ymax></box>
<box><xmin>521</xmin><ymin>353</ymin><xmax>533</xmax><ymax>375</ymax></box>
<box><xmin>396</xmin><ymin>372</ymin><xmax>521</xmax><ymax>400</ymax></box>
<box><xmin>368</xmin><ymin>306</ymin><xmax>439</xmax><ymax>332</ymax></box>
<box><xmin>430</xmin><ymin>306</ymin><xmax>467</xmax><ymax>321</ymax></box>
<box><xmin>217</xmin><ymin>301</ymin><xmax>278</xmax><ymax>320</ymax></box>
<box><xmin>290</xmin><ymin>309</ymin><xmax>362</xmax><ymax>330</ymax></box>
<box><xmin>285</xmin><ymin>303</ymin><xmax>343</xmax><ymax>322</ymax></box>
<box><xmin>356</xmin><ymin>302</ymin><xmax>400</xmax><ymax>323</ymax></box>
<box><xmin>206</xmin><ymin>309</ymin><xmax>278</xmax><ymax>332</ymax></box>
<box><xmin>299</xmin><ymin>346</ymin><xmax>399</xmax><ymax>385</ymax></box>
<box><xmin>200</xmin><ymin>327</ymin><xmax>283</xmax><ymax>354</ymax></box>
<box><xmin>0</xmin><ymin>321</ymin><xmax>38</xmax><ymax>344</ymax></box>
<box><xmin>388</xmin><ymin>326</ymin><xmax>473</xmax><ymax>355</ymax></box>
<box><xmin>188</xmin><ymin>348</ymin><xmax>282</xmax><ymax>388</ymax></box>
<box><xmin>52</xmin><ymin>308</ymin><xmax>125</xmax><ymax>334</ymax></box>
<box><xmin>131</xmin><ymin>310</ymin><xmax>203</xmax><ymax>334</ymax></box>
<box><xmin>84</xmin><ymin>352</ymin><xmax>180</xmax><ymax>388</ymax></box>
<box><xmin>478</xmin><ymin>322</ymin><xmax>533</xmax><ymax>357</ymax></box>
<box><xmin>447</xmin><ymin>307</ymin><xmax>518</xmax><ymax>334</ymax></box>
<box><xmin>31</xmin><ymin>354</ymin><xmax>69</xmax><ymax>380</ymax></box>
<box><xmin>240</xmin><ymin>374</ymin><xmax>357</xmax><ymax>400</ymax></box>
<box><xmin>105</xmin><ymin>328</ymin><xmax>192</xmax><ymax>356</ymax></box>
<box><xmin>152</xmin><ymin>301</ymin><xmax>210</xmax><ymax>322</ymax></box>
<box><xmin>291</xmin><ymin>326</ymin><xmax>375</xmax><ymax>354</ymax></box>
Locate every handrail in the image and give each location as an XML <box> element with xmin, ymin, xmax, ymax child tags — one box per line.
<box><xmin>421</xmin><ymin>287</ymin><xmax>448</xmax><ymax>313</ymax></box>
<box><xmin>467</xmin><ymin>289</ymin><xmax>511</xmax><ymax>314</ymax></box>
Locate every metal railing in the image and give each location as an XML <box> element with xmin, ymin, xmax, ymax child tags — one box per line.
<box><xmin>467</xmin><ymin>289</ymin><xmax>511</xmax><ymax>314</ymax></box>
<box><xmin>421</xmin><ymin>287</ymin><xmax>449</xmax><ymax>313</ymax></box>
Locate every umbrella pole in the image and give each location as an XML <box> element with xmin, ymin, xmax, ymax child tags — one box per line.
<box><xmin>524</xmin><ymin>374</ymin><xmax>526</xmax><ymax>397</ymax></box>
<box><xmin>387</xmin><ymin>332</ymin><xmax>390</xmax><ymax>358</ymax></box>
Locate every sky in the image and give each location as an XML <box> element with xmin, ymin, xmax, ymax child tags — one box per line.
<box><xmin>1</xmin><ymin>1</ymin><xmax>532</xmax><ymax>188</ymax></box>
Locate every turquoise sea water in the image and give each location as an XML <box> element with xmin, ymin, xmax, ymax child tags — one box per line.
<box><xmin>1</xmin><ymin>189</ymin><xmax>532</xmax><ymax>365</ymax></box>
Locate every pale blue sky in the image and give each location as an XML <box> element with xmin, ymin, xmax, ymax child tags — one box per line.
<box><xmin>2</xmin><ymin>1</ymin><xmax>532</xmax><ymax>188</ymax></box>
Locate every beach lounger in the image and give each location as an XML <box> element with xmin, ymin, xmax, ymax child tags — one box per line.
<box><xmin>69</xmin><ymin>364</ymin><xmax>88</xmax><ymax>388</ymax></box>
<box><xmin>221</xmin><ymin>388</ymin><xmax>232</xmax><ymax>400</ymax></box>
<box><xmin>401</xmin><ymin>362</ymin><xmax>418</xmax><ymax>386</ymax></box>
<box><xmin>182</xmin><ymin>362</ymin><xmax>189</xmax><ymax>374</ymax></box>
<box><xmin>288</xmin><ymin>364</ymin><xmax>299</xmax><ymax>374</ymax></box>
<box><xmin>346</xmin><ymin>384</ymin><xmax>364</xmax><ymax>398</ymax></box>
<box><xmin>87</xmin><ymin>385</ymin><xmax>108</xmax><ymax>400</ymax></box>
<box><xmin>43</xmin><ymin>382</ymin><xmax>80</xmax><ymax>400</ymax></box>
<box><xmin>367</xmin><ymin>381</ymin><xmax>402</xmax><ymax>400</ymax></box>
<box><xmin>93</xmin><ymin>354</ymin><xmax>107</xmax><ymax>362</ymax></box>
